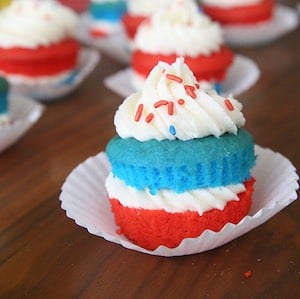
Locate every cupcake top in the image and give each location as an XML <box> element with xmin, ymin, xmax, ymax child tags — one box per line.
<box><xmin>0</xmin><ymin>0</ymin><xmax>78</xmax><ymax>49</ymax></box>
<box><xmin>115</xmin><ymin>57</ymin><xmax>245</xmax><ymax>141</ymax></box>
<box><xmin>201</xmin><ymin>0</ymin><xmax>261</xmax><ymax>8</ymax></box>
<box><xmin>133</xmin><ymin>0</ymin><xmax>223</xmax><ymax>57</ymax></box>
<box><xmin>127</xmin><ymin>0</ymin><xmax>173</xmax><ymax>16</ymax></box>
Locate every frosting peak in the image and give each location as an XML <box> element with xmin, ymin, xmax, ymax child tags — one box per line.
<box><xmin>134</xmin><ymin>0</ymin><xmax>223</xmax><ymax>56</ymax></box>
<box><xmin>115</xmin><ymin>58</ymin><xmax>245</xmax><ymax>141</ymax></box>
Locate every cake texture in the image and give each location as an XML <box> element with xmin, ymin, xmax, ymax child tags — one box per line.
<box><xmin>201</xmin><ymin>0</ymin><xmax>274</xmax><ymax>25</ymax></box>
<box><xmin>0</xmin><ymin>0</ymin><xmax>80</xmax><ymax>84</ymax></box>
<box><xmin>0</xmin><ymin>76</ymin><xmax>10</xmax><ymax>126</ymax></box>
<box><xmin>122</xmin><ymin>0</ymin><xmax>173</xmax><ymax>45</ymax></box>
<box><xmin>105</xmin><ymin>57</ymin><xmax>256</xmax><ymax>250</ymax></box>
<box><xmin>131</xmin><ymin>0</ymin><xmax>233</xmax><ymax>91</ymax></box>
<box><xmin>88</xmin><ymin>0</ymin><xmax>127</xmax><ymax>38</ymax></box>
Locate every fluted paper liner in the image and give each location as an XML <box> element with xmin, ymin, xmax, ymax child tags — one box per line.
<box><xmin>0</xmin><ymin>95</ymin><xmax>44</xmax><ymax>153</ymax></box>
<box><xmin>10</xmin><ymin>48</ymin><xmax>100</xmax><ymax>101</ymax></box>
<box><xmin>60</xmin><ymin>146</ymin><xmax>299</xmax><ymax>257</ymax></box>
<box><xmin>104</xmin><ymin>55</ymin><xmax>260</xmax><ymax>98</ymax></box>
<box><xmin>222</xmin><ymin>5</ymin><xmax>299</xmax><ymax>47</ymax></box>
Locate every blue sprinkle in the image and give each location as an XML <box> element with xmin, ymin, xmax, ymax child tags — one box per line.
<box><xmin>169</xmin><ymin>125</ymin><xmax>176</xmax><ymax>136</ymax></box>
<box><xmin>214</xmin><ymin>82</ymin><xmax>222</xmax><ymax>94</ymax></box>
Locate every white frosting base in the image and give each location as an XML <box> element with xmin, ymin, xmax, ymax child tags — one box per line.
<box><xmin>106</xmin><ymin>173</ymin><xmax>246</xmax><ymax>214</ymax></box>
<box><xmin>115</xmin><ymin>58</ymin><xmax>245</xmax><ymax>141</ymax></box>
<box><xmin>201</xmin><ymin>0</ymin><xmax>261</xmax><ymax>8</ymax></box>
<box><xmin>134</xmin><ymin>0</ymin><xmax>223</xmax><ymax>56</ymax></box>
<box><xmin>0</xmin><ymin>0</ymin><xmax>78</xmax><ymax>49</ymax></box>
<box><xmin>127</xmin><ymin>0</ymin><xmax>173</xmax><ymax>16</ymax></box>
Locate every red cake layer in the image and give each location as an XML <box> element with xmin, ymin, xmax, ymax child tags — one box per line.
<box><xmin>110</xmin><ymin>178</ymin><xmax>255</xmax><ymax>250</ymax></box>
<box><xmin>202</xmin><ymin>0</ymin><xmax>274</xmax><ymax>25</ymax></box>
<box><xmin>132</xmin><ymin>46</ymin><xmax>233</xmax><ymax>83</ymax></box>
<box><xmin>122</xmin><ymin>13</ymin><xmax>147</xmax><ymax>40</ymax></box>
<box><xmin>0</xmin><ymin>39</ymin><xmax>79</xmax><ymax>77</ymax></box>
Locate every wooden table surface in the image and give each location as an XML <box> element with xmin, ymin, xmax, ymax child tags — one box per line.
<box><xmin>1</xmin><ymin>2</ymin><xmax>299</xmax><ymax>298</ymax></box>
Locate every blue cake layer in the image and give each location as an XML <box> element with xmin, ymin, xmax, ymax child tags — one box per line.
<box><xmin>0</xmin><ymin>77</ymin><xmax>9</xmax><ymax>115</ymax></box>
<box><xmin>106</xmin><ymin>129</ymin><xmax>256</xmax><ymax>194</ymax></box>
<box><xmin>89</xmin><ymin>1</ymin><xmax>127</xmax><ymax>22</ymax></box>
<box><xmin>0</xmin><ymin>94</ymin><xmax>8</xmax><ymax>114</ymax></box>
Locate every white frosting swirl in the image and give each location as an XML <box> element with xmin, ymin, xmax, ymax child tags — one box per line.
<box><xmin>127</xmin><ymin>0</ymin><xmax>173</xmax><ymax>16</ymax></box>
<box><xmin>201</xmin><ymin>0</ymin><xmax>261</xmax><ymax>8</ymax></box>
<box><xmin>115</xmin><ymin>58</ymin><xmax>245</xmax><ymax>141</ymax></box>
<box><xmin>0</xmin><ymin>0</ymin><xmax>78</xmax><ymax>49</ymax></box>
<box><xmin>134</xmin><ymin>0</ymin><xmax>223</xmax><ymax>56</ymax></box>
<box><xmin>106</xmin><ymin>173</ymin><xmax>246</xmax><ymax>214</ymax></box>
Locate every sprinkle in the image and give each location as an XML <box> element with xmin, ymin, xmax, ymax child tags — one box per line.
<box><xmin>195</xmin><ymin>83</ymin><xmax>200</xmax><ymax>89</ymax></box>
<box><xmin>178</xmin><ymin>99</ymin><xmax>185</xmax><ymax>105</ymax></box>
<box><xmin>184</xmin><ymin>85</ymin><xmax>196</xmax><ymax>99</ymax></box>
<box><xmin>166</xmin><ymin>74</ymin><xmax>183</xmax><ymax>83</ymax></box>
<box><xmin>168</xmin><ymin>101</ymin><xmax>174</xmax><ymax>115</ymax></box>
<box><xmin>145</xmin><ymin>113</ymin><xmax>154</xmax><ymax>123</ymax></box>
<box><xmin>134</xmin><ymin>104</ymin><xmax>143</xmax><ymax>122</ymax></box>
<box><xmin>154</xmin><ymin>100</ymin><xmax>168</xmax><ymax>108</ymax></box>
<box><xmin>169</xmin><ymin>125</ymin><xmax>176</xmax><ymax>136</ymax></box>
<box><xmin>224</xmin><ymin>99</ymin><xmax>234</xmax><ymax>111</ymax></box>
<box><xmin>244</xmin><ymin>270</ymin><xmax>252</xmax><ymax>278</ymax></box>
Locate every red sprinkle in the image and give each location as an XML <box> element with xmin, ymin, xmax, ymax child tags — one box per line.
<box><xmin>178</xmin><ymin>99</ymin><xmax>185</xmax><ymax>105</ymax></box>
<box><xmin>145</xmin><ymin>113</ymin><xmax>154</xmax><ymax>123</ymax></box>
<box><xmin>184</xmin><ymin>85</ymin><xmax>197</xmax><ymax>99</ymax></box>
<box><xmin>224</xmin><ymin>99</ymin><xmax>234</xmax><ymax>111</ymax></box>
<box><xmin>244</xmin><ymin>270</ymin><xmax>252</xmax><ymax>278</ymax></box>
<box><xmin>166</xmin><ymin>74</ymin><xmax>183</xmax><ymax>83</ymax></box>
<box><xmin>154</xmin><ymin>100</ymin><xmax>168</xmax><ymax>108</ymax></box>
<box><xmin>134</xmin><ymin>104</ymin><xmax>144</xmax><ymax>122</ymax></box>
<box><xmin>168</xmin><ymin>101</ymin><xmax>174</xmax><ymax>115</ymax></box>
<box><xmin>195</xmin><ymin>83</ymin><xmax>200</xmax><ymax>89</ymax></box>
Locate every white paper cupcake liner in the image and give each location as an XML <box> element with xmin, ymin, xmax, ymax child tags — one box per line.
<box><xmin>9</xmin><ymin>48</ymin><xmax>100</xmax><ymax>101</ymax></box>
<box><xmin>222</xmin><ymin>5</ymin><xmax>299</xmax><ymax>47</ymax></box>
<box><xmin>104</xmin><ymin>54</ymin><xmax>260</xmax><ymax>98</ymax></box>
<box><xmin>77</xmin><ymin>13</ymin><xmax>131</xmax><ymax>64</ymax></box>
<box><xmin>60</xmin><ymin>145</ymin><xmax>299</xmax><ymax>257</ymax></box>
<box><xmin>0</xmin><ymin>94</ymin><xmax>45</xmax><ymax>153</ymax></box>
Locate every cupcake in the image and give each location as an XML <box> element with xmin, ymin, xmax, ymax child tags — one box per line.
<box><xmin>0</xmin><ymin>76</ymin><xmax>11</xmax><ymax>126</ymax></box>
<box><xmin>88</xmin><ymin>0</ymin><xmax>127</xmax><ymax>38</ymax></box>
<box><xmin>200</xmin><ymin>0</ymin><xmax>274</xmax><ymax>26</ymax></box>
<box><xmin>131</xmin><ymin>0</ymin><xmax>233</xmax><ymax>92</ymax></box>
<box><xmin>0</xmin><ymin>0</ymin><xmax>80</xmax><ymax>85</ymax></box>
<box><xmin>105</xmin><ymin>57</ymin><xmax>256</xmax><ymax>250</ymax></box>
<box><xmin>122</xmin><ymin>0</ymin><xmax>173</xmax><ymax>45</ymax></box>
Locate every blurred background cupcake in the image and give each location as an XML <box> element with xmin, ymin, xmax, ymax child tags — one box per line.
<box><xmin>88</xmin><ymin>0</ymin><xmax>127</xmax><ymax>38</ymax></box>
<box><xmin>131</xmin><ymin>0</ymin><xmax>233</xmax><ymax>92</ymax></box>
<box><xmin>200</xmin><ymin>0</ymin><xmax>274</xmax><ymax>26</ymax></box>
<box><xmin>122</xmin><ymin>0</ymin><xmax>173</xmax><ymax>47</ymax></box>
<box><xmin>0</xmin><ymin>0</ymin><xmax>80</xmax><ymax>86</ymax></box>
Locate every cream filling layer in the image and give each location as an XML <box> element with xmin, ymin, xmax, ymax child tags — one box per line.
<box><xmin>201</xmin><ymin>0</ymin><xmax>262</xmax><ymax>8</ymax></box>
<box><xmin>106</xmin><ymin>173</ymin><xmax>246</xmax><ymax>215</ymax></box>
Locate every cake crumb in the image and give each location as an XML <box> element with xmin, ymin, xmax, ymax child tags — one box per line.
<box><xmin>244</xmin><ymin>270</ymin><xmax>252</xmax><ymax>278</ymax></box>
